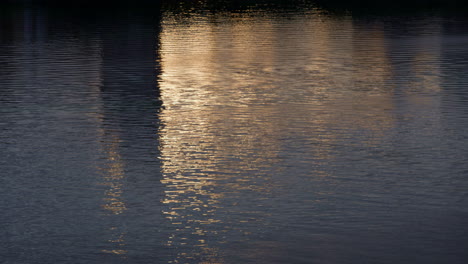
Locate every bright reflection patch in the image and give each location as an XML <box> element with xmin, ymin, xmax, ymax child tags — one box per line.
<box><xmin>158</xmin><ymin>8</ymin><xmax>442</xmax><ymax>263</ymax></box>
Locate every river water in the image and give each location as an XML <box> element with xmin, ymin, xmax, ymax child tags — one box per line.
<box><xmin>1</xmin><ymin>2</ymin><xmax>468</xmax><ymax>264</ymax></box>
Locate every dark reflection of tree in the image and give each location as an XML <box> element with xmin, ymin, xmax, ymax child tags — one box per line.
<box><xmin>93</xmin><ymin>7</ymin><xmax>167</xmax><ymax>263</ymax></box>
<box><xmin>0</xmin><ymin>5</ymin><xmax>166</xmax><ymax>263</ymax></box>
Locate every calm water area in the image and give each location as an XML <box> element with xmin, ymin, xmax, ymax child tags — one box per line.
<box><xmin>1</xmin><ymin>2</ymin><xmax>468</xmax><ymax>263</ymax></box>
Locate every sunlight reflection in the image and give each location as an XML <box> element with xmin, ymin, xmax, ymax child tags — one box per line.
<box><xmin>98</xmin><ymin>133</ymin><xmax>127</xmax><ymax>215</ymax></box>
<box><xmin>158</xmin><ymin>9</ymin><xmax>443</xmax><ymax>262</ymax></box>
<box><xmin>92</xmin><ymin>112</ymin><xmax>129</xmax><ymax>257</ymax></box>
<box><xmin>158</xmin><ymin>10</ymin><xmax>396</xmax><ymax>262</ymax></box>
<box><xmin>87</xmin><ymin>73</ymin><xmax>129</xmax><ymax>257</ymax></box>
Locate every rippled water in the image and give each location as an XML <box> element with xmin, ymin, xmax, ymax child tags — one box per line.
<box><xmin>1</xmin><ymin>3</ymin><xmax>468</xmax><ymax>264</ymax></box>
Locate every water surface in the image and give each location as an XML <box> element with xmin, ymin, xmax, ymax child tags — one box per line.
<box><xmin>1</xmin><ymin>3</ymin><xmax>468</xmax><ymax>264</ymax></box>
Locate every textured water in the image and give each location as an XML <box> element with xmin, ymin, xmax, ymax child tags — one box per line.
<box><xmin>1</xmin><ymin>3</ymin><xmax>468</xmax><ymax>264</ymax></box>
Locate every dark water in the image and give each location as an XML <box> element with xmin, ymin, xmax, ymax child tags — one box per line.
<box><xmin>1</xmin><ymin>3</ymin><xmax>468</xmax><ymax>264</ymax></box>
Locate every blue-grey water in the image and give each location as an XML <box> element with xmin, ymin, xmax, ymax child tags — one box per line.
<box><xmin>1</xmin><ymin>3</ymin><xmax>468</xmax><ymax>264</ymax></box>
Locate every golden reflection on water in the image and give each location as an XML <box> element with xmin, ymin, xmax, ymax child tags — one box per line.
<box><xmin>80</xmin><ymin>43</ymin><xmax>129</xmax><ymax>258</ymax></box>
<box><xmin>158</xmin><ymin>9</ymin><xmax>442</xmax><ymax>262</ymax></box>
<box><xmin>98</xmin><ymin>132</ymin><xmax>127</xmax><ymax>215</ymax></box>
<box><xmin>94</xmin><ymin>115</ymin><xmax>128</xmax><ymax>257</ymax></box>
<box><xmin>101</xmin><ymin>227</ymin><xmax>127</xmax><ymax>255</ymax></box>
<box><xmin>86</xmin><ymin>94</ymin><xmax>128</xmax><ymax>257</ymax></box>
